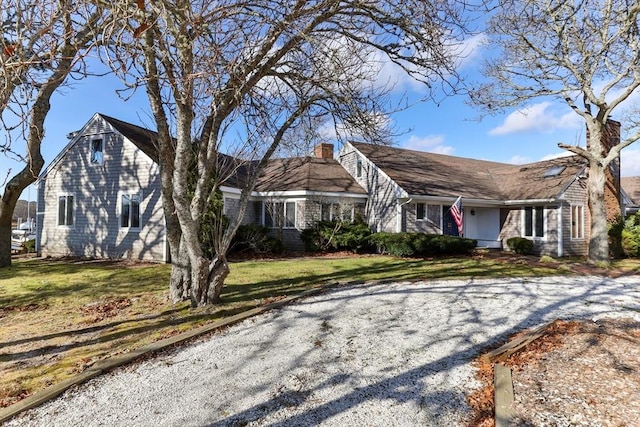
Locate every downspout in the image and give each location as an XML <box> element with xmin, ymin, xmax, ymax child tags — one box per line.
<box><xmin>557</xmin><ymin>203</ymin><xmax>563</xmax><ymax>257</ymax></box>
<box><xmin>35</xmin><ymin>181</ymin><xmax>41</xmax><ymax>256</ymax></box>
<box><xmin>397</xmin><ymin>198</ymin><xmax>413</xmax><ymax>233</ymax></box>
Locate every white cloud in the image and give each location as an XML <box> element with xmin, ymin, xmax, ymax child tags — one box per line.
<box><xmin>403</xmin><ymin>134</ymin><xmax>454</xmax><ymax>155</ymax></box>
<box><xmin>368</xmin><ymin>33</ymin><xmax>488</xmax><ymax>94</ymax></box>
<box><xmin>453</xmin><ymin>33</ymin><xmax>488</xmax><ymax>70</ymax></box>
<box><xmin>371</xmin><ymin>51</ymin><xmax>425</xmax><ymax>93</ymax></box>
<box><xmin>622</xmin><ymin>148</ymin><xmax>640</xmax><ymax>177</ymax></box>
<box><xmin>506</xmin><ymin>155</ymin><xmax>532</xmax><ymax>165</ymax></box>
<box><xmin>489</xmin><ymin>102</ymin><xmax>582</xmax><ymax>136</ymax></box>
<box><xmin>318</xmin><ymin>113</ymin><xmax>392</xmax><ymax>142</ymax></box>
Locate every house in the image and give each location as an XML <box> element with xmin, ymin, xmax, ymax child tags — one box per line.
<box><xmin>35</xmin><ymin>113</ymin><xmax>623</xmax><ymax>261</ymax></box>
<box><xmin>35</xmin><ymin>114</ymin><xmax>367</xmax><ymax>260</ymax></box>
<box><xmin>337</xmin><ymin>141</ymin><xmax>594</xmax><ymax>257</ymax></box>
<box><xmin>35</xmin><ymin>114</ymin><xmax>168</xmax><ymax>261</ymax></box>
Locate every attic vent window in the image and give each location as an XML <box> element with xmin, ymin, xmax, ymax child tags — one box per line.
<box><xmin>90</xmin><ymin>138</ymin><xmax>104</xmax><ymax>165</ymax></box>
<box><xmin>543</xmin><ymin>165</ymin><xmax>565</xmax><ymax>177</ymax></box>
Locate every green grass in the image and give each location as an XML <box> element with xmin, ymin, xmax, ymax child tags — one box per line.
<box><xmin>0</xmin><ymin>253</ymin><xmax>638</xmax><ymax>407</ymax></box>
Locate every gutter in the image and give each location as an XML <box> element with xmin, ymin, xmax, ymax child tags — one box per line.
<box><xmin>504</xmin><ymin>198</ymin><xmax>557</xmax><ymax>206</ymax></box>
<box><xmin>405</xmin><ymin>196</ymin><xmax>559</xmax><ymax>207</ymax></box>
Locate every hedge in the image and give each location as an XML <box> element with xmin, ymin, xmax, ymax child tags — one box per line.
<box><xmin>506</xmin><ymin>237</ymin><xmax>534</xmax><ymax>255</ymax></box>
<box><xmin>369</xmin><ymin>232</ymin><xmax>477</xmax><ymax>257</ymax></box>
<box><xmin>300</xmin><ymin>220</ymin><xmax>372</xmax><ymax>253</ymax></box>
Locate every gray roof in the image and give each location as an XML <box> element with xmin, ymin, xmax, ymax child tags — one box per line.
<box><xmin>102</xmin><ymin>115</ymin><xmax>364</xmax><ymax>195</ymax></box>
<box><xmin>349</xmin><ymin>142</ymin><xmax>586</xmax><ymax>201</ymax></box>
<box><xmin>622</xmin><ymin>177</ymin><xmax>640</xmax><ymax>207</ymax></box>
<box><xmin>101</xmin><ymin>114</ymin><xmax>159</xmax><ymax>163</ymax></box>
<box><xmin>53</xmin><ymin>115</ymin><xmax>585</xmax><ymax>202</ymax></box>
<box><xmin>255</xmin><ymin>157</ymin><xmax>367</xmax><ymax>194</ymax></box>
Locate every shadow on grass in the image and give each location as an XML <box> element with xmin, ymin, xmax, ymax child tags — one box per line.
<box><xmin>0</xmin><ymin>306</ymin><xmax>187</xmax><ymax>349</ymax></box>
<box><xmin>222</xmin><ymin>257</ymin><xmax>559</xmax><ymax>304</ymax></box>
<box><xmin>0</xmin><ymin>302</ymin><xmax>260</xmax><ymax>363</ymax></box>
<box><xmin>0</xmin><ymin>260</ymin><xmax>170</xmax><ymax>310</ymax></box>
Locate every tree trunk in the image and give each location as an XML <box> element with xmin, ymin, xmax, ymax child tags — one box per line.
<box><xmin>169</xmin><ymin>239</ymin><xmax>191</xmax><ymax>302</ymax></box>
<box><xmin>183</xmin><ymin>246</ymin><xmax>230</xmax><ymax>307</ymax></box>
<box><xmin>587</xmin><ymin>160</ymin><xmax>610</xmax><ymax>265</ymax></box>
<box><xmin>189</xmin><ymin>256</ymin><xmax>211</xmax><ymax>307</ymax></box>
<box><xmin>0</xmin><ymin>165</ymin><xmax>43</xmax><ymax>267</ymax></box>
<box><xmin>206</xmin><ymin>256</ymin><xmax>230</xmax><ymax>304</ymax></box>
<box><xmin>0</xmin><ymin>224</ymin><xmax>11</xmax><ymax>267</ymax></box>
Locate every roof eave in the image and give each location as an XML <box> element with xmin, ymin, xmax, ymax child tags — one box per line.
<box><xmin>504</xmin><ymin>198</ymin><xmax>558</xmax><ymax>205</ymax></box>
<box><xmin>252</xmin><ymin>190</ymin><xmax>368</xmax><ymax>198</ymax></box>
<box><xmin>35</xmin><ymin>112</ymin><xmax>103</xmax><ymax>184</ymax></box>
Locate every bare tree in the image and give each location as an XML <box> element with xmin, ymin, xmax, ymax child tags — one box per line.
<box><xmin>472</xmin><ymin>0</ymin><xmax>640</xmax><ymax>264</ymax></box>
<box><xmin>106</xmin><ymin>0</ymin><xmax>471</xmax><ymax>306</ymax></box>
<box><xmin>0</xmin><ymin>0</ymin><xmax>109</xmax><ymax>267</ymax></box>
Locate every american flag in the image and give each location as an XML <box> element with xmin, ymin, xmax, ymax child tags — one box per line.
<box><xmin>450</xmin><ymin>196</ymin><xmax>463</xmax><ymax>236</ymax></box>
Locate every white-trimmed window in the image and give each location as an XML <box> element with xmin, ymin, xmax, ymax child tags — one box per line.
<box><xmin>57</xmin><ymin>194</ymin><xmax>74</xmax><ymax>227</ymax></box>
<box><xmin>524</xmin><ymin>206</ymin><xmax>544</xmax><ymax>238</ymax></box>
<box><xmin>571</xmin><ymin>205</ymin><xmax>584</xmax><ymax>239</ymax></box>
<box><xmin>356</xmin><ymin>157</ymin><xmax>363</xmax><ymax>178</ymax></box>
<box><xmin>121</xmin><ymin>192</ymin><xmax>141</xmax><ymax>229</ymax></box>
<box><xmin>427</xmin><ymin>204</ymin><xmax>441</xmax><ymax>226</ymax></box>
<box><xmin>90</xmin><ymin>137</ymin><xmax>104</xmax><ymax>165</ymax></box>
<box><xmin>264</xmin><ymin>201</ymin><xmax>296</xmax><ymax>229</ymax></box>
<box><xmin>321</xmin><ymin>202</ymin><xmax>354</xmax><ymax>222</ymax></box>
<box><xmin>416</xmin><ymin>203</ymin><xmax>441</xmax><ymax>225</ymax></box>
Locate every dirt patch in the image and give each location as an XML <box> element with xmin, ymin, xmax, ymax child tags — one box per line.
<box><xmin>31</xmin><ymin>256</ymin><xmax>158</xmax><ymax>269</ymax></box>
<box><xmin>469</xmin><ymin>318</ymin><xmax>640</xmax><ymax>426</ymax></box>
<box><xmin>80</xmin><ymin>298</ymin><xmax>133</xmax><ymax>323</ymax></box>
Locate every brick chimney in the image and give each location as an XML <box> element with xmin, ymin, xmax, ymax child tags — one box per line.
<box><xmin>586</xmin><ymin>119</ymin><xmax>621</xmax><ymax>221</ymax></box>
<box><xmin>314</xmin><ymin>143</ymin><xmax>334</xmax><ymax>159</ymax></box>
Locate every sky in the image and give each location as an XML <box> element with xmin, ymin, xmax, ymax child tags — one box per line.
<box><xmin>3</xmin><ymin>34</ymin><xmax>640</xmax><ymax>203</ymax></box>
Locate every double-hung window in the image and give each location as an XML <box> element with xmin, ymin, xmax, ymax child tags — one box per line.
<box><xmin>121</xmin><ymin>192</ymin><xmax>141</xmax><ymax>229</ymax></box>
<box><xmin>416</xmin><ymin>203</ymin><xmax>441</xmax><ymax>225</ymax></box>
<box><xmin>265</xmin><ymin>201</ymin><xmax>296</xmax><ymax>228</ymax></box>
<box><xmin>321</xmin><ymin>203</ymin><xmax>353</xmax><ymax>222</ymax></box>
<box><xmin>571</xmin><ymin>205</ymin><xmax>584</xmax><ymax>239</ymax></box>
<box><xmin>90</xmin><ymin>137</ymin><xmax>104</xmax><ymax>165</ymax></box>
<box><xmin>57</xmin><ymin>195</ymin><xmax>74</xmax><ymax>227</ymax></box>
<box><xmin>524</xmin><ymin>206</ymin><xmax>544</xmax><ymax>238</ymax></box>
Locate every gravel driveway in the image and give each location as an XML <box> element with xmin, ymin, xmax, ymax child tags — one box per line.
<box><xmin>6</xmin><ymin>275</ymin><xmax>640</xmax><ymax>427</ymax></box>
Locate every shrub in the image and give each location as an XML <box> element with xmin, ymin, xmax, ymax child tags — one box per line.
<box><xmin>301</xmin><ymin>220</ymin><xmax>372</xmax><ymax>253</ymax></box>
<box><xmin>369</xmin><ymin>232</ymin><xmax>415</xmax><ymax>257</ymax></box>
<box><xmin>369</xmin><ymin>232</ymin><xmax>476</xmax><ymax>257</ymax></box>
<box><xmin>622</xmin><ymin>213</ymin><xmax>640</xmax><ymax>257</ymax></box>
<box><xmin>539</xmin><ymin>254</ymin><xmax>558</xmax><ymax>264</ymax></box>
<box><xmin>506</xmin><ymin>237</ymin><xmax>534</xmax><ymax>255</ymax></box>
<box><xmin>608</xmin><ymin>215</ymin><xmax>625</xmax><ymax>259</ymax></box>
<box><xmin>231</xmin><ymin>224</ymin><xmax>283</xmax><ymax>254</ymax></box>
<box><xmin>424</xmin><ymin>235</ymin><xmax>475</xmax><ymax>255</ymax></box>
<box><xmin>23</xmin><ymin>239</ymin><xmax>35</xmax><ymax>253</ymax></box>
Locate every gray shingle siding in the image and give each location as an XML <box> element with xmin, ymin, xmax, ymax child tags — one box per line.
<box><xmin>38</xmin><ymin>117</ymin><xmax>166</xmax><ymax>262</ymax></box>
<box><xmin>536</xmin><ymin>206</ymin><xmax>559</xmax><ymax>256</ymax></box>
<box><xmin>499</xmin><ymin>206</ymin><xmax>560</xmax><ymax>256</ymax></box>
<box><xmin>338</xmin><ymin>144</ymin><xmax>400</xmax><ymax>232</ymax></box>
<box><xmin>404</xmin><ymin>202</ymin><xmax>443</xmax><ymax>234</ymax></box>
<box><xmin>561</xmin><ymin>180</ymin><xmax>589</xmax><ymax>256</ymax></box>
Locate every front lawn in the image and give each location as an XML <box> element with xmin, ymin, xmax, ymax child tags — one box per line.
<box><xmin>0</xmin><ymin>253</ymin><xmax>636</xmax><ymax>408</ymax></box>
